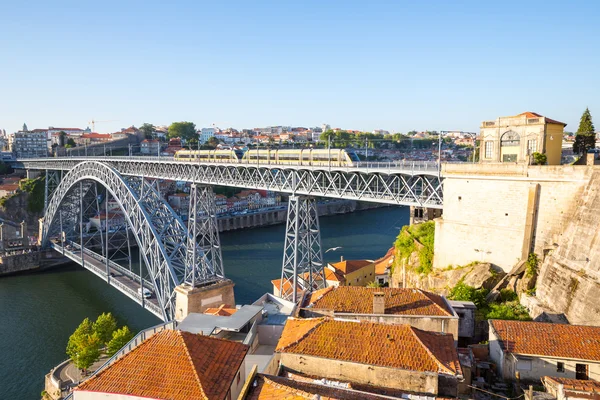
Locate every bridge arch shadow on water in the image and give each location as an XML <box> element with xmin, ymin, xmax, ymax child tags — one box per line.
<box><xmin>42</xmin><ymin>161</ymin><xmax>222</xmax><ymax>321</ymax></box>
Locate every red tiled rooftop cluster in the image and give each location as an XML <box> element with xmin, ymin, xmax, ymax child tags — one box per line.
<box><xmin>276</xmin><ymin>318</ymin><xmax>460</xmax><ymax>375</ymax></box>
<box><xmin>306</xmin><ymin>286</ymin><xmax>454</xmax><ymax>316</ymax></box>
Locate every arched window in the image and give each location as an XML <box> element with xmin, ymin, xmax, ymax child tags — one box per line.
<box><xmin>501</xmin><ymin>131</ymin><xmax>520</xmax><ymax>147</ymax></box>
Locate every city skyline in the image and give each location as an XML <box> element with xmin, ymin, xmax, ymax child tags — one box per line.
<box><xmin>1</xmin><ymin>0</ymin><xmax>599</xmax><ymax>134</ymax></box>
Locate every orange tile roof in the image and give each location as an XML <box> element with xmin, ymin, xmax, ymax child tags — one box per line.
<box><xmin>204</xmin><ymin>304</ymin><xmax>238</xmax><ymax>316</ymax></box>
<box><xmin>490</xmin><ymin>320</ymin><xmax>600</xmax><ymax>361</ymax></box>
<box><xmin>373</xmin><ymin>248</ymin><xmax>394</xmax><ymax>275</ymax></box>
<box><xmin>515</xmin><ymin>111</ymin><xmax>567</xmax><ymax>126</ymax></box>
<box><xmin>246</xmin><ymin>374</ymin><xmax>392</xmax><ymax>399</ymax></box>
<box><xmin>76</xmin><ymin>329</ymin><xmax>248</xmax><ymax>400</ymax></box>
<box><xmin>329</xmin><ymin>259</ymin><xmax>373</xmax><ymax>274</ymax></box>
<box><xmin>305</xmin><ymin>287</ymin><xmax>454</xmax><ymax>316</ymax></box>
<box><xmin>276</xmin><ymin>318</ymin><xmax>460</xmax><ymax>375</ymax></box>
<box><xmin>544</xmin><ymin>376</ymin><xmax>600</xmax><ymax>393</ymax></box>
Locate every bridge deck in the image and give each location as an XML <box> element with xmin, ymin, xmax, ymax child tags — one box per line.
<box><xmin>50</xmin><ymin>242</ymin><xmax>163</xmax><ymax>319</ymax></box>
<box><xmin>17</xmin><ymin>156</ymin><xmax>444</xmax><ymax>208</ymax></box>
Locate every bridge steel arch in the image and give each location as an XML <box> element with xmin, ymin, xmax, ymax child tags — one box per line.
<box><xmin>42</xmin><ymin>161</ymin><xmax>193</xmax><ymax>321</ymax></box>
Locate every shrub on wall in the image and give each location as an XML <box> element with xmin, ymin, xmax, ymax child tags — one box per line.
<box><xmin>394</xmin><ymin>221</ymin><xmax>435</xmax><ymax>274</ymax></box>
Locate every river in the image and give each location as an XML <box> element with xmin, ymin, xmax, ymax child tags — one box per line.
<box><xmin>0</xmin><ymin>206</ymin><xmax>408</xmax><ymax>399</ymax></box>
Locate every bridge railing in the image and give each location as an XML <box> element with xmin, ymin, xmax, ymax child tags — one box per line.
<box><xmin>51</xmin><ymin>243</ymin><xmax>163</xmax><ymax>317</ymax></box>
<box><xmin>18</xmin><ymin>155</ymin><xmax>441</xmax><ymax>173</ymax></box>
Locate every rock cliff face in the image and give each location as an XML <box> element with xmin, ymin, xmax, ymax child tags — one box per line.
<box><xmin>0</xmin><ymin>191</ymin><xmax>42</xmax><ymax>229</ymax></box>
<box><xmin>534</xmin><ymin>170</ymin><xmax>600</xmax><ymax>325</ymax></box>
<box><xmin>390</xmin><ymin>256</ymin><xmax>504</xmax><ymax>295</ymax></box>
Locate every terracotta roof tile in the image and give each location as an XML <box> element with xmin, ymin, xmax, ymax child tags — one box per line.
<box><xmin>305</xmin><ymin>287</ymin><xmax>454</xmax><ymax>316</ymax></box>
<box><xmin>276</xmin><ymin>318</ymin><xmax>460</xmax><ymax>375</ymax></box>
<box><xmin>329</xmin><ymin>259</ymin><xmax>372</xmax><ymax>274</ymax></box>
<box><xmin>490</xmin><ymin>320</ymin><xmax>600</xmax><ymax>361</ymax></box>
<box><xmin>76</xmin><ymin>329</ymin><xmax>248</xmax><ymax>400</ymax></box>
<box><xmin>515</xmin><ymin>111</ymin><xmax>567</xmax><ymax>126</ymax></box>
<box><xmin>544</xmin><ymin>376</ymin><xmax>600</xmax><ymax>393</ymax></box>
<box><xmin>246</xmin><ymin>374</ymin><xmax>393</xmax><ymax>399</ymax></box>
<box><xmin>204</xmin><ymin>304</ymin><xmax>238</xmax><ymax>316</ymax></box>
<box><xmin>373</xmin><ymin>248</ymin><xmax>394</xmax><ymax>275</ymax></box>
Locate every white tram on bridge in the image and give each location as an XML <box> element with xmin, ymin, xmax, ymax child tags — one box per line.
<box><xmin>174</xmin><ymin>149</ymin><xmax>361</xmax><ymax>167</ymax></box>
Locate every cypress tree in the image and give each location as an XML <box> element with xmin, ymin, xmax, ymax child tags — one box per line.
<box><xmin>573</xmin><ymin>108</ymin><xmax>596</xmax><ymax>154</ymax></box>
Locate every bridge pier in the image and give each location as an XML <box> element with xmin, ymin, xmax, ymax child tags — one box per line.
<box><xmin>280</xmin><ymin>195</ymin><xmax>326</xmax><ymax>303</ymax></box>
<box><xmin>174</xmin><ymin>279</ymin><xmax>235</xmax><ymax>320</ymax></box>
<box><xmin>185</xmin><ymin>184</ymin><xmax>225</xmax><ymax>285</ymax></box>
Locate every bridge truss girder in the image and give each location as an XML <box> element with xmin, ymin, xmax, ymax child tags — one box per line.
<box><xmin>21</xmin><ymin>159</ymin><xmax>443</xmax><ymax>208</ymax></box>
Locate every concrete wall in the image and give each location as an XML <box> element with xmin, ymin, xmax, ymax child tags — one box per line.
<box><xmin>257</xmin><ymin>324</ymin><xmax>285</xmax><ymax>346</ymax></box>
<box><xmin>279</xmin><ymin>353</ymin><xmax>440</xmax><ymax>395</ymax></box>
<box><xmin>0</xmin><ymin>251</ymin><xmax>40</xmax><ymax>275</ymax></box>
<box><xmin>434</xmin><ymin>165</ymin><xmax>591</xmax><ymax>272</ymax></box>
<box><xmin>174</xmin><ymin>279</ymin><xmax>236</xmax><ymax>320</ymax></box>
<box><xmin>302</xmin><ymin>310</ymin><xmax>459</xmax><ymax>341</ymax></box>
<box><xmin>344</xmin><ymin>263</ymin><xmax>376</xmax><ymax>287</ymax></box>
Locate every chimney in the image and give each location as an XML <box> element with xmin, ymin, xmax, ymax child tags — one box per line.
<box><xmin>373</xmin><ymin>292</ymin><xmax>385</xmax><ymax>314</ymax></box>
<box><xmin>340</xmin><ymin>255</ymin><xmax>344</xmax><ymax>262</ymax></box>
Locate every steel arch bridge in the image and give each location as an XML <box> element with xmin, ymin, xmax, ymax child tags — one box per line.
<box><xmin>19</xmin><ymin>156</ymin><xmax>444</xmax><ymax>208</ymax></box>
<box><xmin>42</xmin><ymin>161</ymin><xmax>224</xmax><ymax>321</ymax></box>
<box><xmin>18</xmin><ymin>156</ymin><xmax>445</xmax><ymax>315</ymax></box>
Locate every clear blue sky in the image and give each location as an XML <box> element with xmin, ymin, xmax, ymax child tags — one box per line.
<box><xmin>1</xmin><ymin>0</ymin><xmax>598</xmax><ymax>134</ymax></box>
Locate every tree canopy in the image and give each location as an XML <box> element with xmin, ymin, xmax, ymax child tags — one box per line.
<box><xmin>66</xmin><ymin>312</ymin><xmax>131</xmax><ymax>371</ymax></box>
<box><xmin>573</xmin><ymin>108</ymin><xmax>596</xmax><ymax>154</ymax></box>
<box><xmin>106</xmin><ymin>326</ymin><xmax>134</xmax><ymax>356</ymax></box>
<box><xmin>168</xmin><ymin>121</ymin><xmax>197</xmax><ymax>142</ymax></box>
<box><xmin>66</xmin><ymin>318</ymin><xmax>101</xmax><ymax>370</ymax></box>
<box><xmin>93</xmin><ymin>312</ymin><xmax>117</xmax><ymax>345</ymax></box>
<box><xmin>139</xmin><ymin>123</ymin><xmax>156</xmax><ymax>140</ymax></box>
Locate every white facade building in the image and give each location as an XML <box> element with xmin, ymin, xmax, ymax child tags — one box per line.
<box><xmin>200</xmin><ymin>127</ymin><xmax>217</xmax><ymax>144</ymax></box>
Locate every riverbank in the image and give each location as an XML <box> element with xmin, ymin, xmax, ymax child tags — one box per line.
<box><xmin>218</xmin><ymin>199</ymin><xmax>384</xmax><ymax>232</ymax></box>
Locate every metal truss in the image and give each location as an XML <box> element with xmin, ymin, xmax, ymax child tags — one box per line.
<box><xmin>44</xmin><ymin>169</ymin><xmax>62</xmax><ymax>212</ymax></box>
<box><xmin>20</xmin><ymin>158</ymin><xmax>444</xmax><ymax>208</ymax></box>
<box><xmin>280</xmin><ymin>195</ymin><xmax>326</xmax><ymax>303</ymax></box>
<box><xmin>41</xmin><ymin>161</ymin><xmax>193</xmax><ymax>321</ymax></box>
<box><xmin>185</xmin><ymin>184</ymin><xmax>225</xmax><ymax>286</ymax></box>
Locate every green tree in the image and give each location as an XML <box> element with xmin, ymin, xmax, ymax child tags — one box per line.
<box><xmin>106</xmin><ymin>326</ymin><xmax>134</xmax><ymax>356</ymax></box>
<box><xmin>58</xmin><ymin>131</ymin><xmax>67</xmax><ymax>147</ymax></box>
<box><xmin>447</xmin><ymin>281</ymin><xmax>489</xmax><ymax>309</ymax></box>
<box><xmin>366</xmin><ymin>281</ymin><xmax>382</xmax><ymax>288</ymax></box>
<box><xmin>66</xmin><ymin>138</ymin><xmax>76</xmax><ymax>147</ymax></box>
<box><xmin>207</xmin><ymin>136</ymin><xmax>220</xmax><ymax>148</ymax></box>
<box><xmin>531</xmin><ymin>152</ymin><xmax>547</xmax><ymax>165</ymax></box>
<box><xmin>139</xmin><ymin>123</ymin><xmax>156</xmax><ymax>140</ymax></box>
<box><xmin>73</xmin><ymin>333</ymin><xmax>102</xmax><ymax>370</ymax></box>
<box><xmin>93</xmin><ymin>312</ymin><xmax>117</xmax><ymax>346</ymax></box>
<box><xmin>66</xmin><ymin>318</ymin><xmax>102</xmax><ymax>370</ymax></box>
<box><xmin>168</xmin><ymin>121</ymin><xmax>197</xmax><ymax>142</ymax></box>
<box><xmin>573</xmin><ymin>108</ymin><xmax>596</xmax><ymax>154</ymax></box>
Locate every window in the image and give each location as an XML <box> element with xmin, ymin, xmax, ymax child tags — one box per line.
<box><xmin>528</xmin><ymin>139</ymin><xmax>537</xmax><ymax>154</ymax></box>
<box><xmin>485</xmin><ymin>141</ymin><xmax>493</xmax><ymax>159</ymax></box>
<box><xmin>557</xmin><ymin>362</ymin><xmax>565</xmax><ymax>373</ymax></box>
<box><xmin>576</xmin><ymin>363</ymin><xmax>589</xmax><ymax>380</ymax></box>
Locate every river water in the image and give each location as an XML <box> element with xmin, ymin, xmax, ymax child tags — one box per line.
<box><xmin>0</xmin><ymin>206</ymin><xmax>408</xmax><ymax>399</ymax></box>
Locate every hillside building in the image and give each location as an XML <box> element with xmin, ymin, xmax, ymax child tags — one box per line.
<box><xmin>479</xmin><ymin>112</ymin><xmax>566</xmax><ymax>165</ymax></box>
